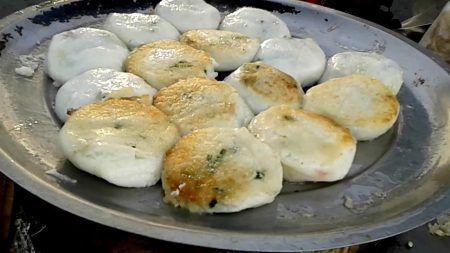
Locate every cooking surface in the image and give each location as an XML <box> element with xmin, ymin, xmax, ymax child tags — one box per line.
<box><xmin>5</xmin><ymin>182</ymin><xmax>450</xmax><ymax>253</ymax></box>
<box><xmin>0</xmin><ymin>0</ymin><xmax>449</xmax><ymax>252</ymax></box>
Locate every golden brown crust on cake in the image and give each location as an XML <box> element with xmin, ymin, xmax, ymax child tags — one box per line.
<box><xmin>125</xmin><ymin>40</ymin><xmax>216</xmax><ymax>89</ymax></box>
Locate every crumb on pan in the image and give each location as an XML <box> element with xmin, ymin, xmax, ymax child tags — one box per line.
<box><xmin>14</xmin><ymin>53</ymin><xmax>45</xmax><ymax>77</ymax></box>
<box><xmin>428</xmin><ymin>213</ymin><xmax>450</xmax><ymax>236</ymax></box>
<box><xmin>15</xmin><ymin>66</ymin><xmax>35</xmax><ymax>77</ymax></box>
<box><xmin>343</xmin><ymin>195</ymin><xmax>354</xmax><ymax>209</ymax></box>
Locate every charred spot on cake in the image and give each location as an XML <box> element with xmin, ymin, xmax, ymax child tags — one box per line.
<box><xmin>209</xmin><ymin>199</ymin><xmax>218</xmax><ymax>208</ymax></box>
<box><xmin>113</xmin><ymin>122</ymin><xmax>123</xmax><ymax>129</ymax></box>
<box><xmin>255</xmin><ymin>171</ymin><xmax>265</xmax><ymax>180</ymax></box>
<box><xmin>283</xmin><ymin>115</ymin><xmax>296</xmax><ymax>121</ymax></box>
<box><xmin>213</xmin><ymin>187</ymin><xmax>226</xmax><ymax>193</ymax></box>
<box><xmin>181</xmin><ymin>91</ymin><xmax>193</xmax><ymax>100</ymax></box>
<box><xmin>170</xmin><ymin>60</ymin><xmax>193</xmax><ymax>69</ymax></box>
<box><xmin>66</xmin><ymin>108</ymin><xmax>76</xmax><ymax>116</ymax></box>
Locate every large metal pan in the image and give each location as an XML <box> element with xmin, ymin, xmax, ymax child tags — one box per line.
<box><xmin>0</xmin><ymin>0</ymin><xmax>449</xmax><ymax>251</ymax></box>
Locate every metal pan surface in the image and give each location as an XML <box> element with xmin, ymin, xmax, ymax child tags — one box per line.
<box><xmin>0</xmin><ymin>0</ymin><xmax>449</xmax><ymax>251</ymax></box>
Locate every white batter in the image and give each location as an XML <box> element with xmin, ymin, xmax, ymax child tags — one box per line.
<box><xmin>255</xmin><ymin>37</ymin><xmax>326</xmax><ymax>86</ymax></box>
<box><xmin>59</xmin><ymin>97</ymin><xmax>180</xmax><ymax>188</ymax></box>
<box><xmin>319</xmin><ymin>51</ymin><xmax>404</xmax><ymax>94</ymax></box>
<box><xmin>46</xmin><ymin>27</ymin><xmax>129</xmax><ymax>83</ymax></box>
<box><xmin>180</xmin><ymin>29</ymin><xmax>260</xmax><ymax>71</ymax></box>
<box><xmin>219</xmin><ymin>7</ymin><xmax>291</xmax><ymax>41</ymax></box>
<box><xmin>55</xmin><ymin>68</ymin><xmax>157</xmax><ymax>122</ymax></box>
<box><xmin>104</xmin><ymin>13</ymin><xmax>180</xmax><ymax>49</ymax></box>
<box><xmin>155</xmin><ymin>0</ymin><xmax>221</xmax><ymax>33</ymax></box>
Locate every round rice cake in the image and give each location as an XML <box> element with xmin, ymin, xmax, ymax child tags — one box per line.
<box><xmin>162</xmin><ymin>127</ymin><xmax>283</xmax><ymax>213</ymax></box>
<box><xmin>248</xmin><ymin>105</ymin><xmax>357</xmax><ymax>182</ymax></box>
<box><xmin>155</xmin><ymin>0</ymin><xmax>221</xmax><ymax>33</ymax></box>
<box><xmin>58</xmin><ymin>96</ymin><xmax>180</xmax><ymax>187</ymax></box>
<box><xmin>180</xmin><ymin>29</ymin><xmax>260</xmax><ymax>71</ymax></box>
<box><xmin>125</xmin><ymin>40</ymin><xmax>217</xmax><ymax>89</ymax></box>
<box><xmin>319</xmin><ymin>51</ymin><xmax>404</xmax><ymax>95</ymax></box>
<box><xmin>219</xmin><ymin>7</ymin><xmax>291</xmax><ymax>41</ymax></box>
<box><xmin>303</xmin><ymin>75</ymin><xmax>400</xmax><ymax>141</ymax></box>
<box><xmin>46</xmin><ymin>27</ymin><xmax>129</xmax><ymax>83</ymax></box>
<box><xmin>224</xmin><ymin>62</ymin><xmax>303</xmax><ymax>114</ymax></box>
<box><xmin>104</xmin><ymin>13</ymin><xmax>180</xmax><ymax>49</ymax></box>
<box><xmin>255</xmin><ymin>37</ymin><xmax>326</xmax><ymax>86</ymax></box>
<box><xmin>55</xmin><ymin>68</ymin><xmax>157</xmax><ymax>122</ymax></box>
<box><xmin>153</xmin><ymin>77</ymin><xmax>254</xmax><ymax>136</ymax></box>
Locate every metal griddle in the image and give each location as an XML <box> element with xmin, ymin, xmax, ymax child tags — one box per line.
<box><xmin>0</xmin><ymin>0</ymin><xmax>449</xmax><ymax>251</ymax></box>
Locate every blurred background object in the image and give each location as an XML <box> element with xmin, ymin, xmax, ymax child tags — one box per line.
<box><xmin>398</xmin><ymin>0</ymin><xmax>448</xmax><ymax>33</ymax></box>
<box><xmin>321</xmin><ymin>0</ymin><xmax>401</xmax><ymax>29</ymax></box>
<box><xmin>419</xmin><ymin>1</ymin><xmax>450</xmax><ymax>63</ymax></box>
<box><xmin>0</xmin><ymin>0</ymin><xmax>42</xmax><ymax>17</ymax></box>
<box><xmin>303</xmin><ymin>0</ymin><xmax>450</xmax><ymax>61</ymax></box>
<box><xmin>0</xmin><ymin>173</ymin><xmax>14</xmax><ymax>252</ymax></box>
<box><xmin>307</xmin><ymin>0</ymin><xmax>449</xmax><ymax>44</ymax></box>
